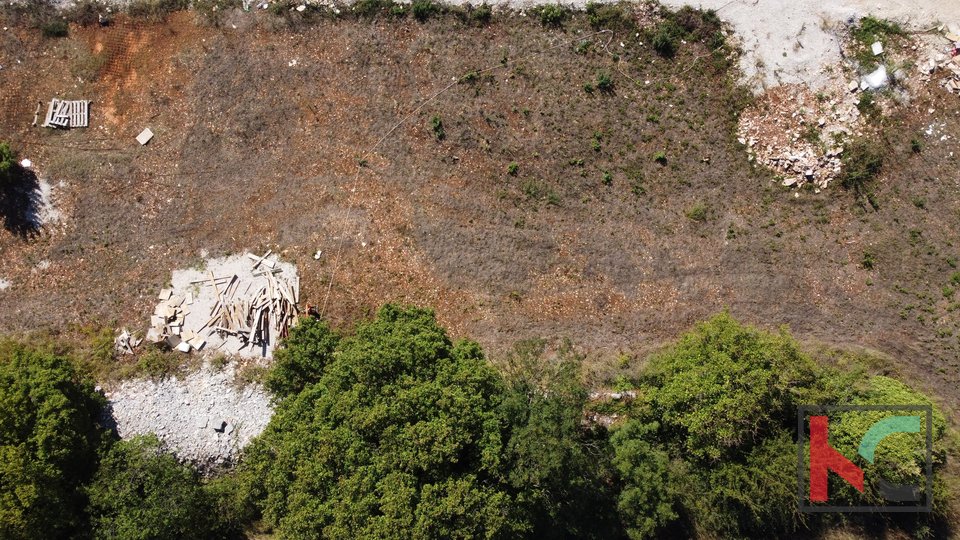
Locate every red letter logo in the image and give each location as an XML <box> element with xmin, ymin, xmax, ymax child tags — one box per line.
<box><xmin>809</xmin><ymin>416</ymin><xmax>864</xmax><ymax>502</ymax></box>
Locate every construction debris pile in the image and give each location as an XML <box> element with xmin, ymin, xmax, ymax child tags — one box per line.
<box><xmin>40</xmin><ymin>98</ymin><xmax>89</xmax><ymax>128</ymax></box>
<box><xmin>917</xmin><ymin>28</ymin><xmax>960</xmax><ymax>96</ymax></box>
<box><xmin>114</xmin><ymin>328</ymin><xmax>142</xmax><ymax>355</ymax></box>
<box><xmin>146</xmin><ymin>252</ymin><xmax>300</xmax><ymax>357</ymax></box>
<box><xmin>738</xmin><ymin>84</ymin><xmax>860</xmax><ymax>190</ymax></box>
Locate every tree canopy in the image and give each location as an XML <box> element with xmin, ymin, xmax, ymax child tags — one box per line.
<box><xmin>0</xmin><ymin>341</ymin><xmax>106</xmax><ymax>539</ymax></box>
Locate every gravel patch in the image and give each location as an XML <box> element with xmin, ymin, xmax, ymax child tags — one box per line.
<box><xmin>659</xmin><ymin>0</ymin><xmax>960</xmax><ymax>91</ymax></box>
<box><xmin>105</xmin><ymin>363</ymin><xmax>273</xmax><ymax>469</ymax></box>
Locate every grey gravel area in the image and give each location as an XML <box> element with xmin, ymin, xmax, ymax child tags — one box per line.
<box><xmin>105</xmin><ymin>364</ymin><xmax>272</xmax><ymax>469</ymax></box>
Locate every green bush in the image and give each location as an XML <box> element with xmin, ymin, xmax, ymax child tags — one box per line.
<box><xmin>611</xmin><ymin>420</ymin><xmax>676</xmax><ymax>539</ymax></box>
<box><xmin>430</xmin><ymin>115</ymin><xmax>445</xmax><ymax>141</ymax></box>
<box><xmin>470</xmin><ymin>3</ymin><xmax>492</xmax><ymax>25</ymax></box>
<box><xmin>0</xmin><ymin>142</ymin><xmax>15</xmax><ymax>185</ymax></box>
<box><xmin>586</xmin><ymin>2</ymin><xmax>636</xmax><ymax>32</ymax></box>
<box><xmin>685</xmin><ymin>203</ymin><xmax>708</xmax><ymax>222</ymax></box>
<box><xmin>411</xmin><ymin>0</ymin><xmax>440</xmax><ymax>21</ymax></box>
<box><xmin>651</xmin><ymin>20</ymin><xmax>683</xmax><ymax>56</ymax></box>
<box><xmin>41</xmin><ymin>19</ymin><xmax>68</xmax><ymax>38</ymax></box>
<box><xmin>840</xmin><ymin>138</ymin><xmax>884</xmax><ymax>194</ymax></box>
<box><xmin>596</xmin><ymin>72</ymin><xmax>613</xmax><ymax>92</ymax></box>
<box><xmin>0</xmin><ymin>342</ymin><xmax>106</xmax><ymax>539</ymax></box>
<box><xmin>86</xmin><ymin>436</ymin><xmax>219</xmax><ymax>540</ymax></box>
<box><xmin>127</xmin><ymin>0</ymin><xmax>189</xmax><ymax>21</ymax></box>
<box><xmin>351</xmin><ymin>0</ymin><xmax>393</xmax><ymax>18</ymax></box>
<box><xmin>265</xmin><ymin>317</ymin><xmax>339</xmax><ymax>399</ymax></box>
<box><xmin>536</xmin><ymin>4</ymin><xmax>569</xmax><ymax>27</ymax></box>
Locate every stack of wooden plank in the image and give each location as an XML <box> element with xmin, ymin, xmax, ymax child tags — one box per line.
<box><xmin>200</xmin><ymin>268</ymin><xmax>299</xmax><ymax>350</ymax></box>
<box><xmin>41</xmin><ymin>98</ymin><xmax>89</xmax><ymax>128</ymax></box>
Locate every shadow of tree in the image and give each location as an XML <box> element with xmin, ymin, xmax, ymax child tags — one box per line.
<box><xmin>0</xmin><ymin>164</ymin><xmax>43</xmax><ymax>238</ymax></box>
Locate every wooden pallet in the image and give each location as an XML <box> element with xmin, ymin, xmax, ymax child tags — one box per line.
<box><xmin>41</xmin><ymin>99</ymin><xmax>89</xmax><ymax>128</ymax></box>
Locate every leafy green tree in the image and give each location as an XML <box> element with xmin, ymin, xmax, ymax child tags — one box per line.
<box><xmin>497</xmin><ymin>339</ymin><xmax>619</xmax><ymax>538</ymax></box>
<box><xmin>825</xmin><ymin>376</ymin><xmax>948</xmax><ymax>511</ymax></box>
<box><xmin>265</xmin><ymin>317</ymin><xmax>339</xmax><ymax>399</ymax></box>
<box><xmin>641</xmin><ymin>312</ymin><xmax>820</xmax><ymax>461</ymax></box>
<box><xmin>0</xmin><ymin>143</ymin><xmax>14</xmax><ymax>184</ymax></box>
<box><xmin>86</xmin><ymin>435</ymin><xmax>217</xmax><ymax>540</ymax></box>
<box><xmin>0</xmin><ymin>341</ymin><xmax>106</xmax><ymax>539</ymax></box>
<box><xmin>242</xmin><ymin>305</ymin><xmax>523</xmax><ymax>538</ymax></box>
<box><xmin>617</xmin><ymin>314</ymin><xmax>828</xmax><ymax>538</ymax></box>
<box><xmin>610</xmin><ymin>420</ymin><xmax>676</xmax><ymax>540</ymax></box>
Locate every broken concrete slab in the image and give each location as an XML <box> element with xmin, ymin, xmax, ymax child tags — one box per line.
<box><xmin>136</xmin><ymin>128</ymin><xmax>154</xmax><ymax>146</ymax></box>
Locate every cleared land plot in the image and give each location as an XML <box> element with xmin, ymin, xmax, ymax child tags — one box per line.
<box><xmin>1</xmin><ymin>9</ymin><xmax>959</xmax><ymax>413</ymax></box>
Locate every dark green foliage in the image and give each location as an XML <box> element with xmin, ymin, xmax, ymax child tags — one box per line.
<box><xmin>611</xmin><ymin>420</ymin><xmax>676</xmax><ymax>539</ymax></box>
<box><xmin>586</xmin><ymin>2</ymin><xmax>636</xmax><ymax>32</ymax></box>
<box><xmin>127</xmin><ymin>0</ymin><xmax>189</xmax><ymax>21</ymax></box>
<box><xmin>507</xmin><ymin>162</ymin><xmax>519</xmax><ymax>176</ymax></box>
<box><xmin>610</xmin><ymin>315</ymin><xmax>841</xmax><ymax>537</ymax></box>
<box><xmin>0</xmin><ymin>342</ymin><xmax>106</xmax><ymax>539</ymax></box>
<box><xmin>430</xmin><ymin>115</ymin><xmax>445</xmax><ymax>141</ymax></box>
<box><xmin>497</xmin><ymin>340</ymin><xmax>620</xmax><ymax>538</ymax></box>
<box><xmin>535</xmin><ymin>4</ymin><xmax>569</xmax><ymax>27</ymax></box>
<box><xmin>825</xmin><ymin>376</ymin><xmax>948</xmax><ymax>510</ymax></box>
<box><xmin>86</xmin><ymin>436</ymin><xmax>219</xmax><ymax>540</ymax></box>
<box><xmin>351</xmin><ymin>0</ymin><xmax>394</xmax><ymax>18</ymax></box>
<box><xmin>411</xmin><ymin>0</ymin><xmax>440</xmax><ymax>21</ymax></box>
<box><xmin>911</xmin><ymin>138</ymin><xmax>922</xmax><ymax>153</ymax></box>
<box><xmin>469</xmin><ymin>3</ymin><xmax>492</xmax><ymax>25</ymax></box>
<box><xmin>265</xmin><ymin>317</ymin><xmax>339</xmax><ymax>399</ymax></box>
<box><xmin>0</xmin><ymin>143</ymin><xmax>14</xmax><ymax>185</ymax></box>
<box><xmin>651</xmin><ymin>19</ymin><xmax>683</xmax><ymax>56</ymax></box>
<box><xmin>840</xmin><ymin>138</ymin><xmax>884</xmax><ymax>195</ymax></box>
<box><xmin>640</xmin><ymin>313</ymin><xmax>821</xmax><ymax>461</ymax></box>
<box><xmin>650</xmin><ymin>6</ymin><xmax>725</xmax><ymax>57</ymax></box>
<box><xmin>596</xmin><ymin>72</ymin><xmax>613</xmax><ymax>93</ymax></box>
<box><xmin>242</xmin><ymin>305</ymin><xmax>523</xmax><ymax>537</ymax></box>
<box><xmin>41</xmin><ymin>19</ymin><xmax>68</xmax><ymax>38</ymax></box>
<box><xmin>862</xmin><ymin>250</ymin><xmax>876</xmax><ymax>269</ymax></box>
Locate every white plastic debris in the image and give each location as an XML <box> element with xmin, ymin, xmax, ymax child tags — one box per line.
<box><xmin>136</xmin><ymin>128</ymin><xmax>154</xmax><ymax>146</ymax></box>
<box><xmin>296</xmin><ymin>4</ymin><xmax>305</xmax><ymax>11</ymax></box>
<box><xmin>871</xmin><ymin>41</ymin><xmax>884</xmax><ymax>56</ymax></box>
<box><xmin>19</xmin><ymin>158</ymin><xmax>31</xmax><ymax>168</ymax></box>
<box><xmin>862</xmin><ymin>65</ymin><xmax>888</xmax><ymax>90</ymax></box>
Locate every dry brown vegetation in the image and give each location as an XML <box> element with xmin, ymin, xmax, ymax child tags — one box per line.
<box><xmin>0</xmin><ymin>5</ymin><xmax>959</xmax><ymax>420</ymax></box>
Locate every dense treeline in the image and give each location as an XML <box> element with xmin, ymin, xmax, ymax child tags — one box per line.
<box><xmin>0</xmin><ymin>308</ymin><xmax>953</xmax><ymax>538</ymax></box>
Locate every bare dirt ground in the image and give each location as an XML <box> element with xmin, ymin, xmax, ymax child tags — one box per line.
<box><xmin>1</xmin><ymin>7</ymin><xmax>960</xmax><ymax>420</ymax></box>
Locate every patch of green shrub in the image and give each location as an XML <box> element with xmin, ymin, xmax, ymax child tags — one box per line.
<box><xmin>430</xmin><ymin>115</ymin><xmax>445</xmax><ymax>141</ymax></box>
<box><xmin>535</xmin><ymin>4</ymin><xmax>569</xmax><ymax>27</ymax></box>
<box><xmin>127</xmin><ymin>0</ymin><xmax>189</xmax><ymax>21</ymax></box>
<box><xmin>840</xmin><ymin>138</ymin><xmax>884</xmax><ymax>194</ymax></box>
<box><xmin>411</xmin><ymin>0</ymin><xmax>440</xmax><ymax>21</ymax></box>
<box><xmin>41</xmin><ymin>19</ymin><xmax>68</xmax><ymax>38</ymax></box>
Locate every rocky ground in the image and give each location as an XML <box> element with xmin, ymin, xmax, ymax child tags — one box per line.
<box><xmin>104</xmin><ymin>363</ymin><xmax>272</xmax><ymax>468</ymax></box>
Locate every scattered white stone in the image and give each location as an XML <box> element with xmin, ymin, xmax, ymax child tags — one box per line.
<box><xmin>0</xmin><ymin>278</ymin><xmax>10</xmax><ymax>291</ymax></box>
<box><xmin>871</xmin><ymin>41</ymin><xmax>884</xmax><ymax>56</ymax></box>
<box><xmin>106</xmin><ymin>363</ymin><xmax>273</xmax><ymax>469</ymax></box>
<box><xmin>19</xmin><ymin>158</ymin><xmax>31</xmax><ymax>168</ymax></box>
